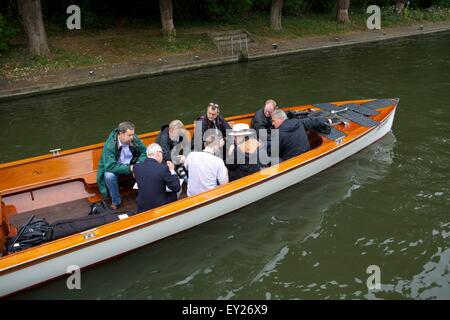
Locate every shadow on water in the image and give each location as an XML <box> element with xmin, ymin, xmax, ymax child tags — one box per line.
<box><xmin>13</xmin><ymin>133</ymin><xmax>397</xmax><ymax>299</ymax></box>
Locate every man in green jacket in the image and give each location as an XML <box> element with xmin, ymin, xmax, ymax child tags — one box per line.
<box><xmin>96</xmin><ymin>121</ymin><xmax>147</xmax><ymax>209</ymax></box>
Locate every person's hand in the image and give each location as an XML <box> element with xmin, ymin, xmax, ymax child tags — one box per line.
<box><xmin>328</xmin><ymin>118</ymin><xmax>333</xmax><ymax>125</ymax></box>
<box><xmin>219</xmin><ymin>138</ymin><xmax>225</xmax><ymax>148</ymax></box>
<box><xmin>166</xmin><ymin>161</ymin><xmax>175</xmax><ymax>171</ymax></box>
<box><xmin>130</xmin><ymin>164</ymin><xmax>134</xmax><ymax>173</ymax></box>
<box><xmin>228</xmin><ymin>144</ymin><xmax>235</xmax><ymax>156</ymax></box>
<box><xmin>178</xmin><ymin>155</ymin><xmax>186</xmax><ymax>164</ymax></box>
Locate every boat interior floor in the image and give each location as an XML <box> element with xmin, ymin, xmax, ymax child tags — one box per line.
<box><xmin>9</xmin><ymin>182</ymin><xmax>189</xmax><ymax>229</ymax></box>
<box><xmin>9</xmin><ymin>194</ymin><xmax>138</xmax><ymax>228</ymax></box>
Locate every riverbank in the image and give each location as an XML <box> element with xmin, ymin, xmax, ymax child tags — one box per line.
<box><xmin>1</xmin><ymin>14</ymin><xmax>450</xmax><ymax>100</ymax></box>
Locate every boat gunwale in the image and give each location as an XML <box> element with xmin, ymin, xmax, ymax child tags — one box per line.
<box><xmin>0</xmin><ymin>102</ymin><xmax>397</xmax><ymax>275</ymax></box>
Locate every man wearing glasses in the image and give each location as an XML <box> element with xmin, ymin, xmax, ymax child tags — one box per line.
<box><xmin>97</xmin><ymin>121</ymin><xmax>147</xmax><ymax>210</ymax></box>
<box><xmin>195</xmin><ymin>102</ymin><xmax>232</xmax><ymax>152</ymax></box>
<box><xmin>133</xmin><ymin>143</ymin><xmax>181</xmax><ymax>213</ymax></box>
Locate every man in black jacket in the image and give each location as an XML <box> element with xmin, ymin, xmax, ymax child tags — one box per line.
<box><xmin>156</xmin><ymin>120</ymin><xmax>191</xmax><ymax>166</ymax></box>
<box><xmin>271</xmin><ymin>109</ymin><xmax>331</xmax><ymax>161</ymax></box>
<box><xmin>251</xmin><ymin>99</ymin><xmax>277</xmax><ymax>134</ymax></box>
<box><xmin>133</xmin><ymin>143</ymin><xmax>181</xmax><ymax>213</ymax></box>
<box><xmin>194</xmin><ymin>102</ymin><xmax>231</xmax><ymax>153</ymax></box>
<box><xmin>251</xmin><ymin>99</ymin><xmax>277</xmax><ymax>155</ymax></box>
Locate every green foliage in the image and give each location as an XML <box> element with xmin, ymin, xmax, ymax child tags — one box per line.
<box><xmin>151</xmin><ymin>34</ymin><xmax>215</xmax><ymax>53</ymax></box>
<box><xmin>251</xmin><ymin>0</ymin><xmax>337</xmax><ymax>16</ymax></box>
<box><xmin>0</xmin><ymin>14</ymin><xmax>17</xmax><ymax>52</ymax></box>
<box><xmin>23</xmin><ymin>47</ymin><xmax>104</xmax><ymax>69</ymax></box>
<box><xmin>205</xmin><ymin>0</ymin><xmax>253</xmax><ymax>22</ymax></box>
<box><xmin>433</xmin><ymin>0</ymin><xmax>450</xmax><ymax>7</ymax></box>
<box><xmin>283</xmin><ymin>0</ymin><xmax>312</xmax><ymax>16</ymax></box>
<box><xmin>80</xmin><ymin>9</ymin><xmax>107</xmax><ymax>29</ymax></box>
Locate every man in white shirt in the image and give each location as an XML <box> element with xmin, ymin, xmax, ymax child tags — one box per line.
<box><xmin>184</xmin><ymin>133</ymin><xmax>229</xmax><ymax>196</ymax></box>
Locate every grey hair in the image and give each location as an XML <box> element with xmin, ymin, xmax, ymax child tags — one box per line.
<box><xmin>146</xmin><ymin>143</ymin><xmax>162</xmax><ymax>157</ymax></box>
<box><xmin>169</xmin><ymin>120</ymin><xmax>184</xmax><ymax>131</ymax></box>
<box><xmin>118</xmin><ymin>121</ymin><xmax>135</xmax><ymax>133</ymax></box>
<box><xmin>271</xmin><ymin>109</ymin><xmax>287</xmax><ymax>120</ymax></box>
<box><xmin>206</xmin><ymin>102</ymin><xmax>220</xmax><ymax>112</ymax></box>
<box><xmin>265</xmin><ymin>99</ymin><xmax>277</xmax><ymax>108</ymax></box>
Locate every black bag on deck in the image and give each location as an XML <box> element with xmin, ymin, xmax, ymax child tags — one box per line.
<box><xmin>6</xmin><ymin>216</ymin><xmax>52</xmax><ymax>253</ymax></box>
<box><xmin>88</xmin><ymin>201</ymin><xmax>108</xmax><ymax>215</ymax></box>
<box><xmin>50</xmin><ymin>211</ymin><xmax>132</xmax><ymax>240</ymax></box>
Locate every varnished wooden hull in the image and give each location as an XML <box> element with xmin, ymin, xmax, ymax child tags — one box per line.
<box><xmin>0</xmin><ymin>99</ymin><xmax>398</xmax><ymax>298</ymax></box>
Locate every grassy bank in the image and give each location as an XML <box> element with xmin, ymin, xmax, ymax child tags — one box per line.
<box><xmin>1</xmin><ymin>6</ymin><xmax>449</xmax><ymax>80</ymax></box>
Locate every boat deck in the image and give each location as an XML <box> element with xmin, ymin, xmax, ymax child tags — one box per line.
<box><xmin>9</xmin><ymin>182</ymin><xmax>190</xmax><ymax>228</ymax></box>
<box><xmin>9</xmin><ymin>195</ymin><xmax>137</xmax><ymax>228</ymax></box>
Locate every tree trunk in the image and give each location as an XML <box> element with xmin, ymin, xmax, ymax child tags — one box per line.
<box><xmin>270</xmin><ymin>0</ymin><xmax>284</xmax><ymax>31</ymax></box>
<box><xmin>336</xmin><ymin>0</ymin><xmax>350</xmax><ymax>24</ymax></box>
<box><xmin>17</xmin><ymin>0</ymin><xmax>50</xmax><ymax>56</ymax></box>
<box><xmin>395</xmin><ymin>0</ymin><xmax>407</xmax><ymax>15</ymax></box>
<box><xmin>159</xmin><ymin>0</ymin><xmax>175</xmax><ymax>37</ymax></box>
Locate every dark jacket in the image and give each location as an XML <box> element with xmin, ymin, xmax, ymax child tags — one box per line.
<box><xmin>133</xmin><ymin>158</ymin><xmax>181</xmax><ymax>213</ymax></box>
<box><xmin>155</xmin><ymin>125</ymin><xmax>190</xmax><ymax>163</ymax></box>
<box><xmin>251</xmin><ymin>108</ymin><xmax>275</xmax><ymax>155</ymax></box>
<box><xmin>195</xmin><ymin>114</ymin><xmax>231</xmax><ymax>149</ymax></box>
<box><xmin>197</xmin><ymin>114</ymin><xmax>231</xmax><ymax>138</ymax></box>
<box><xmin>278</xmin><ymin>117</ymin><xmax>329</xmax><ymax>161</ymax></box>
<box><xmin>226</xmin><ymin>138</ymin><xmax>265</xmax><ymax>181</ymax></box>
<box><xmin>251</xmin><ymin>109</ymin><xmax>274</xmax><ymax>133</ymax></box>
<box><xmin>96</xmin><ymin>129</ymin><xmax>147</xmax><ymax>198</ymax></box>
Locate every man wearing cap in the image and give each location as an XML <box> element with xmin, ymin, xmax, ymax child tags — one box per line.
<box><xmin>97</xmin><ymin>121</ymin><xmax>147</xmax><ymax>210</ymax></box>
<box><xmin>195</xmin><ymin>102</ymin><xmax>232</xmax><ymax>152</ymax></box>
<box><xmin>226</xmin><ymin>123</ymin><xmax>265</xmax><ymax>181</ymax></box>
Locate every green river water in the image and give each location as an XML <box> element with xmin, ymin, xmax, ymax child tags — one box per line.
<box><xmin>1</xmin><ymin>31</ymin><xmax>449</xmax><ymax>299</ymax></box>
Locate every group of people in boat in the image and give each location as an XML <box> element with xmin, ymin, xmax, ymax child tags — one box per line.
<box><xmin>96</xmin><ymin>99</ymin><xmax>331</xmax><ymax>213</ymax></box>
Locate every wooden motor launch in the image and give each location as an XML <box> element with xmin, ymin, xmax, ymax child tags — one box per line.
<box><xmin>0</xmin><ymin>98</ymin><xmax>399</xmax><ymax>297</ymax></box>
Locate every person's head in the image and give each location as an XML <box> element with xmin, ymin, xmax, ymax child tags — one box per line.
<box><xmin>146</xmin><ymin>143</ymin><xmax>163</xmax><ymax>163</ymax></box>
<box><xmin>168</xmin><ymin>120</ymin><xmax>185</xmax><ymax>140</ymax></box>
<box><xmin>204</xmin><ymin>133</ymin><xmax>222</xmax><ymax>151</ymax></box>
<box><xmin>206</xmin><ymin>102</ymin><xmax>220</xmax><ymax>122</ymax></box>
<box><xmin>229</xmin><ymin>123</ymin><xmax>254</xmax><ymax>144</ymax></box>
<box><xmin>117</xmin><ymin>121</ymin><xmax>135</xmax><ymax>144</ymax></box>
<box><xmin>264</xmin><ymin>99</ymin><xmax>277</xmax><ymax>118</ymax></box>
<box><xmin>271</xmin><ymin>109</ymin><xmax>287</xmax><ymax>129</ymax></box>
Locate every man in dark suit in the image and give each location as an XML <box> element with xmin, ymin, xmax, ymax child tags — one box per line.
<box><xmin>132</xmin><ymin>143</ymin><xmax>181</xmax><ymax>213</ymax></box>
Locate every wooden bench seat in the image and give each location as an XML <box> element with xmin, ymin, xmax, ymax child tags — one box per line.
<box><xmin>82</xmin><ymin>171</ymin><xmax>98</xmax><ymax>187</ymax></box>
